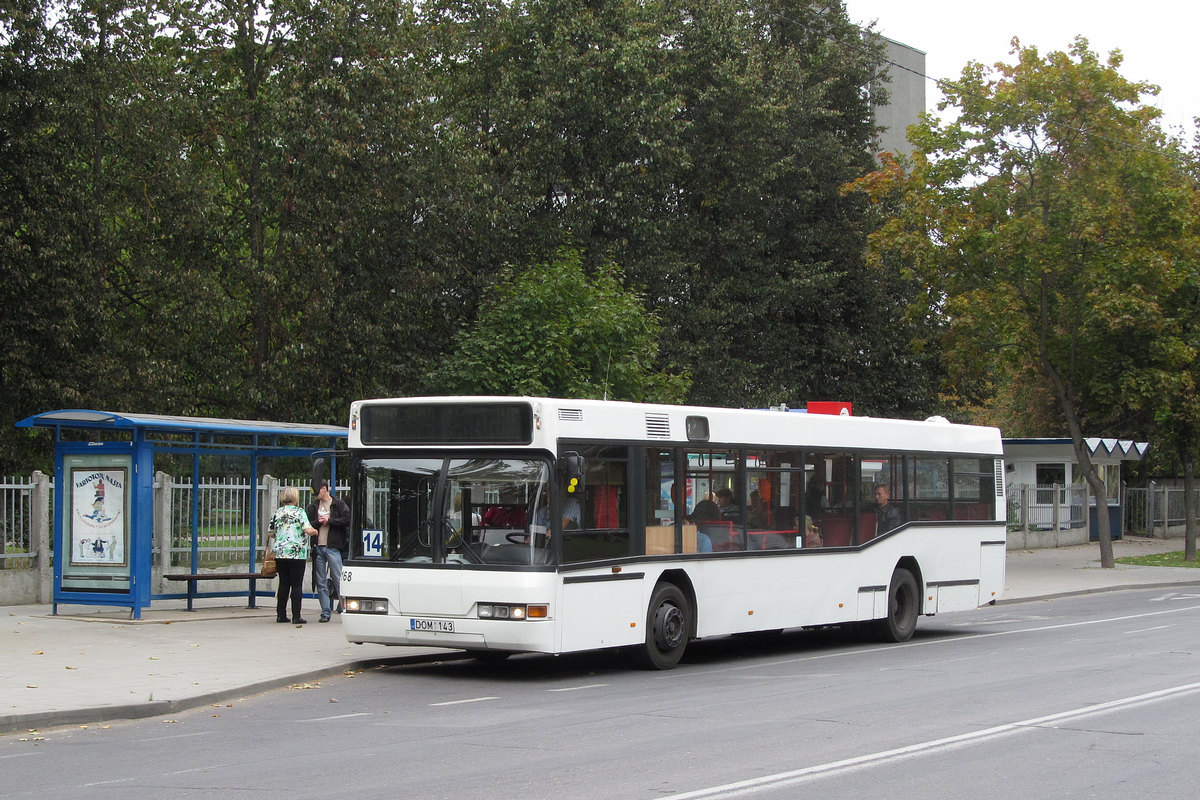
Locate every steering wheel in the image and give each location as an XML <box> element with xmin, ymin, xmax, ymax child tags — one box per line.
<box><xmin>505</xmin><ymin>531</ymin><xmax>530</xmax><ymax>544</ymax></box>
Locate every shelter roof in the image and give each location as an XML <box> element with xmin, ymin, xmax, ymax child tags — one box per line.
<box><xmin>1003</xmin><ymin>437</ymin><xmax>1149</xmax><ymax>462</ymax></box>
<box><xmin>16</xmin><ymin>409</ymin><xmax>346</xmax><ymax>439</ymax></box>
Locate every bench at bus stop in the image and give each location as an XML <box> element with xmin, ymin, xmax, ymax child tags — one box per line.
<box><xmin>164</xmin><ymin>571</ymin><xmax>274</xmax><ymax>612</ymax></box>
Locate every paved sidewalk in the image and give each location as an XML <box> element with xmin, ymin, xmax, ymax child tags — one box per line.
<box><xmin>3</xmin><ymin>537</ymin><xmax>1199</xmax><ymax>735</ymax></box>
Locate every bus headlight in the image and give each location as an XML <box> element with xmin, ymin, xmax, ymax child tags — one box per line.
<box><xmin>477</xmin><ymin>603</ymin><xmax>549</xmax><ymax>620</ymax></box>
<box><xmin>344</xmin><ymin>597</ymin><xmax>388</xmax><ymax>614</ymax></box>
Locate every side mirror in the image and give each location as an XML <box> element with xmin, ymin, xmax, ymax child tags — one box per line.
<box><xmin>559</xmin><ymin>451</ymin><xmax>584</xmax><ymax>497</ymax></box>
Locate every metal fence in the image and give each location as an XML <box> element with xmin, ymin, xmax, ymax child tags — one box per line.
<box><xmin>167</xmin><ymin>476</ymin><xmax>347</xmax><ymax>567</ymax></box>
<box><xmin>1</xmin><ymin>474</ymin><xmax>350</xmax><ymax>571</ymax></box>
<box><xmin>1124</xmin><ymin>485</ymin><xmax>1200</xmax><ymax>536</ymax></box>
<box><xmin>1006</xmin><ymin>484</ymin><xmax>1088</xmax><ymax>533</ymax></box>
<box><xmin>1</xmin><ymin>475</ymin><xmax>44</xmax><ymax>569</ymax></box>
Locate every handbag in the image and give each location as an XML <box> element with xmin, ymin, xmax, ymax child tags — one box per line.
<box><xmin>261</xmin><ymin>536</ymin><xmax>277</xmax><ymax>578</ymax></box>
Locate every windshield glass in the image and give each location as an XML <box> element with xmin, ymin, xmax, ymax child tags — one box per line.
<box><xmin>353</xmin><ymin>457</ymin><xmax>554</xmax><ymax>565</ymax></box>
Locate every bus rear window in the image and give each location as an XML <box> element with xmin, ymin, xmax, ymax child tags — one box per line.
<box><xmin>361</xmin><ymin>403</ymin><xmax>533</xmax><ymax>445</ymax></box>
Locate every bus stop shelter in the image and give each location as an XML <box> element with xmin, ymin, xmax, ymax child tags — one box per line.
<box><xmin>15</xmin><ymin>410</ymin><xmax>346</xmax><ymax>618</ymax></box>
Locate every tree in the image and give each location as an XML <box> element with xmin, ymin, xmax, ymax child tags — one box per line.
<box><xmin>431</xmin><ymin>248</ymin><xmax>690</xmax><ymax>402</ymax></box>
<box><xmin>844</xmin><ymin>38</ymin><xmax>1197</xmax><ymax>567</ymax></box>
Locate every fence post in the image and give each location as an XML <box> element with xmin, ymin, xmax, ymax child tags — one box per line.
<box><xmin>261</xmin><ymin>475</ymin><xmax>280</xmax><ymax>543</ymax></box>
<box><xmin>1022</xmin><ymin>485</ymin><xmax>1030</xmax><ymax>536</ymax></box>
<box><xmin>31</xmin><ymin>471</ymin><xmax>52</xmax><ymax>603</ymax></box>
<box><xmin>1159</xmin><ymin>485</ymin><xmax>1169</xmax><ymax>537</ymax></box>
<box><xmin>1051</xmin><ymin>484</ymin><xmax>1061</xmax><ymax>541</ymax></box>
<box><xmin>1082</xmin><ymin>485</ymin><xmax>1090</xmax><ymax>540</ymax></box>
<box><xmin>154</xmin><ymin>471</ymin><xmax>173</xmax><ymax>574</ymax></box>
<box><xmin>1148</xmin><ymin>482</ymin><xmax>1157</xmax><ymax>538</ymax></box>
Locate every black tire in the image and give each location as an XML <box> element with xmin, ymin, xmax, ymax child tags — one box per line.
<box><xmin>872</xmin><ymin>567</ymin><xmax>919</xmax><ymax>643</ymax></box>
<box><xmin>634</xmin><ymin>583</ymin><xmax>691</xmax><ymax>670</ymax></box>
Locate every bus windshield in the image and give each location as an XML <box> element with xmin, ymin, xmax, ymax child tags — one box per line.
<box><xmin>354</xmin><ymin>456</ymin><xmax>554</xmax><ymax>566</ymax></box>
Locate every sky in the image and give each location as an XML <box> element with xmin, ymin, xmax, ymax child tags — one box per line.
<box><xmin>842</xmin><ymin>0</ymin><xmax>1199</xmax><ymax>142</ymax></box>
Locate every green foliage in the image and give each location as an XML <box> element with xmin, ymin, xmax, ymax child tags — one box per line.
<box><xmin>432</xmin><ymin>249</ymin><xmax>690</xmax><ymax>402</ymax></box>
<box><xmin>2</xmin><ymin>0</ymin><xmax>935</xmax><ymax>472</ymax></box>
<box><xmin>1114</xmin><ymin>551</ymin><xmax>1200</xmax><ymax>569</ymax></box>
<box><xmin>845</xmin><ymin>36</ymin><xmax>1200</xmax><ymax>562</ymax></box>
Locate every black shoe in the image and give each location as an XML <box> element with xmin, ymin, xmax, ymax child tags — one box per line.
<box><xmin>293</xmin><ymin>618</ymin><xmax>308</xmax><ymax>625</ymax></box>
<box><xmin>276</xmin><ymin>616</ymin><xmax>289</xmax><ymax>623</ymax></box>
<box><xmin>319</xmin><ymin>615</ymin><xmax>330</xmax><ymax>623</ymax></box>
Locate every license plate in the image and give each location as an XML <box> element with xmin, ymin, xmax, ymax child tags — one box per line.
<box><xmin>410</xmin><ymin>618</ymin><xmax>455</xmax><ymax>633</ymax></box>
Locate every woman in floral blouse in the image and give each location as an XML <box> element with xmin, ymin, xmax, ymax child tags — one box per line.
<box><xmin>269</xmin><ymin>487</ymin><xmax>317</xmax><ymax>624</ymax></box>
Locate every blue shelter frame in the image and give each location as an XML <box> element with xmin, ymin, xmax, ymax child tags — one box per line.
<box><xmin>15</xmin><ymin>410</ymin><xmax>345</xmax><ymax>618</ymax></box>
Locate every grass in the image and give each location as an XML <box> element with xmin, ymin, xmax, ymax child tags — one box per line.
<box><xmin>1115</xmin><ymin>551</ymin><xmax>1200</xmax><ymax>568</ymax></box>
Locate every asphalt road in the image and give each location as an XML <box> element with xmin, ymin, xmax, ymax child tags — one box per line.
<box><xmin>4</xmin><ymin>586</ymin><xmax>1199</xmax><ymax>800</ymax></box>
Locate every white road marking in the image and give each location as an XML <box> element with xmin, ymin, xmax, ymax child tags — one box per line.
<box><xmin>430</xmin><ymin>696</ymin><xmax>499</xmax><ymax>706</ymax></box>
<box><xmin>658</xmin><ymin>680</ymin><xmax>1200</xmax><ymax>799</ymax></box>
<box><xmin>300</xmin><ymin>712</ymin><xmax>374</xmax><ymax>722</ymax></box>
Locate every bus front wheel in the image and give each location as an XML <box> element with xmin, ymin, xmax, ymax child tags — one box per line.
<box><xmin>635</xmin><ymin>583</ymin><xmax>690</xmax><ymax>669</ymax></box>
<box><xmin>872</xmin><ymin>567</ymin><xmax>919</xmax><ymax>643</ymax></box>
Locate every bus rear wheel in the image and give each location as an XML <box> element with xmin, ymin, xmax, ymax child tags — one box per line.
<box><xmin>872</xmin><ymin>567</ymin><xmax>919</xmax><ymax>643</ymax></box>
<box><xmin>635</xmin><ymin>583</ymin><xmax>690</xmax><ymax>670</ymax></box>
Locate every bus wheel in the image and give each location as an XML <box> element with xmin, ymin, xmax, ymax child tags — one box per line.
<box><xmin>636</xmin><ymin>583</ymin><xmax>690</xmax><ymax>670</ymax></box>
<box><xmin>872</xmin><ymin>567</ymin><xmax>919</xmax><ymax>643</ymax></box>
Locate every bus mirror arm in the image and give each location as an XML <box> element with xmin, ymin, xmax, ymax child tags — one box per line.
<box><xmin>310</xmin><ymin>450</ymin><xmax>350</xmax><ymax>494</ymax></box>
<box><xmin>559</xmin><ymin>451</ymin><xmax>585</xmax><ymax>497</ymax></box>
<box><xmin>311</xmin><ymin>458</ymin><xmax>328</xmax><ymax>494</ymax></box>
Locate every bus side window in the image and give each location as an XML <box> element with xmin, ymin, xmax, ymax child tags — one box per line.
<box><xmin>562</xmin><ymin>445</ymin><xmax>631</xmax><ymax>563</ymax></box>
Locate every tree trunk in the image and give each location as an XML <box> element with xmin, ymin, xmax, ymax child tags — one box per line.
<box><xmin>1184</xmin><ymin>452</ymin><xmax>1197</xmax><ymax>562</ymax></box>
<box><xmin>1038</xmin><ymin>337</ymin><xmax>1115</xmax><ymax>567</ymax></box>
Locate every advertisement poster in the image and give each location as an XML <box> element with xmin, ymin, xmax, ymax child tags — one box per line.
<box><xmin>70</xmin><ymin>467</ymin><xmax>128</xmax><ymax>566</ymax></box>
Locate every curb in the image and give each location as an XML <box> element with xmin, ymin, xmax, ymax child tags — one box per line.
<box><xmin>996</xmin><ymin>578</ymin><xmax>1200</xmax><ymax>606</ymax></box>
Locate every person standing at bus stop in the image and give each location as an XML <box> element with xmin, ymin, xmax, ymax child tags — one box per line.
<box><xmin>270</xmin><ymin>487</ymin><xmax>317</xmax><ymax>625</ymax></box>
<box><xmin>307</xmin><ymin>479</ymin><xmax>350</xmax><ymax>623</ymax></box>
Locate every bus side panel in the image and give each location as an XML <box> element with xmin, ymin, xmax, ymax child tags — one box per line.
<box><xmin>979</xmin><ymin>539</ymin><xmax>1006</xmax><ymax>605</ymax></box>
<box><xmin>857</xmin><ymin>587</ymin><xmax>886</xmax><ymax>621</ymax></box>
<box><xmin>558</xmin><ymin>575</ymin><xmax>645</xmax><ymax>652</ymax></box>
<box><xmin>689</xmin><ymin>525</ymin><xmax>1006</xmax><ymax>636</ymax></box>
<box><xmin>689</xmin><ymin>554</ymin><xmax>860</xmax><ymax>636</ymax></box>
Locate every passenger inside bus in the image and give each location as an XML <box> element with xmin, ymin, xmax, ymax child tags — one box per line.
<box><xmin>874</xmin><ymin>485</ymin><xmax>902</xmax><ymax>536</ymax></box>
<box><xmin>805</xmin><ymin>514</ymin><xmax>822</xmax><ymax>547</ymax></box>
<box><xmin>692</xmin><ymin>499</ymin><xmax>736</xmax><ymax>551</ymax></box>
<box><xmin>747</xmin><ymin>489</ymin><xmax>768</xmax><ymax>528</ymax></box>
<box><xmin>685</xmin><ymin>498</ymin><xmax>718</xmax><ymax>553</ymax></box>
<box><xmin>714</xmin><ymin>488</ymin><xmax>741</xmax><ymax>521</ymax></box>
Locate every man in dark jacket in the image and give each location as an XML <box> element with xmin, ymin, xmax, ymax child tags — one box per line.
<box><xmin>306</xmin><ymin>480</ymin><xmax>350</xmax><ymax>622</ymax></box>
<box><xmin>874</xmin><ymin>485</ymin><xmax>902</xmax><ymax>536</ymax></box>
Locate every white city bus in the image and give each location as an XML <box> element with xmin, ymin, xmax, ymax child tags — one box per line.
<box><xmin>336</xmin><ymin>396</ymin><xmax>1005</xmax><ymax>668</ymax></box>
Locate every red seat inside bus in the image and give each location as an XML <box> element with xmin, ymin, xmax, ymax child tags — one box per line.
<box><xmin>746</xmin><ymin>530</ymin><xmax>794</xmax><ymax>550</ymax></box>
<box><xmin>698</xmin><ymin>522</ymin><xmax>739</xmax><ymax>551</ymax></box>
